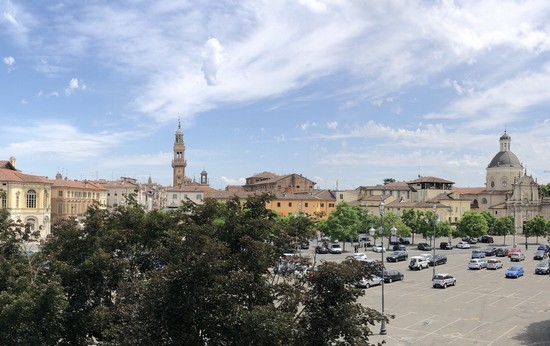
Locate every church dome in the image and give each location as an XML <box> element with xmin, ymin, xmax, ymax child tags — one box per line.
<box><xmin>487</xmin><ymin>151</ymin><xmax>521</xmax><ymax>168</ymax></box>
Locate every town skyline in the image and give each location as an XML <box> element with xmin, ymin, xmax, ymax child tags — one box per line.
<box><xmin>3</xmin><ymin>2</ymin><xmax>550</xmax><ymax>189</ymax></box>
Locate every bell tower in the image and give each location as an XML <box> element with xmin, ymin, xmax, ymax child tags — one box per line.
<box><xmin>171</xmin><ymin>119</ymin><xmax>187</xmax><ymax>187</ymax></box>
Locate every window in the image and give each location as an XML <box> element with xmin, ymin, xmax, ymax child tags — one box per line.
<box><xmin>26</xmin><ymin>190</ymin><xmax>37</xmax><ymax>208</ymax></box>
<box><xmin>320</xmin><ymin>203</ymin><xmax>324</xmax><ymax>207</ymax></box>
<box><xmin>173</xmin><ymin>194</ymin><xmax>177</xmax><ymax>200</ymax></box>
<box><xmin>340</xmin><ymin>194</ymin><xmax>343</xmax><ymax>199</ymax></box>
<box><xmin>305</xmin><ymin>202</ymin><xmax>308</xmax><ymax>207</ymax></box>
<box><xmin>1</xmin><ymin>193</ymin><xmax>6</xmax><ymax>208</ymax></box>
<box><xmin>329</xmin><ymin>203</ymin><xmax>335</xmax><ymax>207</ymax></box>
<box><xmin>58</xmin><ymin>191</ymin><xmax>63</xmax><ymax>197</ymax></box>
<box><xmin>481</xmin><ymin>198</ymin><xmax>488</xmax><ymax>204</ymax></box>
<box><xmin>289</xmin><ymin>202</ymin><xmax>292</xmax><ymax>207</ymax></box>
<box><xmin>196</xmin><ymin>194</ymin><xmax>202</xmax><ymax>201</ymax></box>
<box><xmin>57</xmin><ymin>202</ymin><xmax>63</xmax><ymax>214</ymax></box>
<box><xmin>277</xmin><ymin>202</ymin><xmax>281</xmax><ymax>207</ymax></box>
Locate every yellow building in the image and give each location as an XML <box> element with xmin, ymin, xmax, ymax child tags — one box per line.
<box><xmin>0</xmin><ymin>157</ymin><xmax>52</xmax><ymax>239</ymax></box>
<box><xmin>50</xmin><ymin>173</ymin><xmax>107</xmax><ymax>222</ymax></box>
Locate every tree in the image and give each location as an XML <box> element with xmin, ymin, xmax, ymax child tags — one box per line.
<box><xmin>383</xmin><ymin>178</ymin><xmax>395</xmax><ymax>185</ymax></box>
<box><xmin>322</xmin><ymin>203</ymin><xmax>364</xmax><ymax>250</ymax></box>
<box><xmin>493</xmin><ymin>216</ymin><xmax>515</xmax><ymax>245</ymax></box>
<box><xmin>401</xmin><ymin>209</ymin><xmax>422</xmax><ymax>244</ymax></box>
<box><xmin>538</xmin><ymin>183</ymin><xmax>550</xmax><ymax>198</ymax></box>
<box><xmin>456</xmin><ymin>211</ymin><xmax>489</xmax><ymax>239</ymax></box>
<box><xmin>480</xmin><ymin>211</ymin><xmax>497</xmax><ymax>235</ymax></box>
<box><xmin>524</xmin><ymin>215</ymin><xmax>549</xmax><ymax>244</ymax></box>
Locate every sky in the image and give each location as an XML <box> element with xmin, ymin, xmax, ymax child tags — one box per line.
<box><xmin>3</xmin><ymin>0</ymin><xmax>550</xmax><ymax>190</ymax></box>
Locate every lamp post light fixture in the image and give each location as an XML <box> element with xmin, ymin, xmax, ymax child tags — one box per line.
<box><xmin>368</xmin><ymin>201</ymin><xmax>389</xmax><ymax>335</ymax></box>
<box><xmin>432</xmin><ymin>204</ymin><xmax>438</xmax><ymax>279</ymax></box>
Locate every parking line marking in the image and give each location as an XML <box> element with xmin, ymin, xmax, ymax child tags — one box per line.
<box><xmin>511</xmin><ymin>291</ymin><xmax>543</xmax><ymax>309</ymax></box>
<box><xmin>412</xmin><ymin>318</ymin><xmax>462</xmax><ymax>342</ymax></box>
<box><xmin>486</xmin><ymin>325</ymin><xmax>517</xmax><ymax>346</ymax></box>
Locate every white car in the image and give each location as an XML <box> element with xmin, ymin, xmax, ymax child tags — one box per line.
<box><xmin>468</xmin><ymin>258</ymin><xmax>488</xmax><ymax>269</ymax></box>
<box><xmin>355</xmin><ymin>275</ymin><xmax>383</xmax><ymax>289</ymax></box>
<box><xmin>352</xmin><ymin>252</ymin><xmax>368</xmax><ymax>260</ymax></box>
<box><xmin>372</xmin><ymin>244</ymin><xmax>386</xmax><ymax>253</ymax></box>
<box><xmin>432</xmin><ymin>273</ymin><xmax>456</xmax><ymax>289</ymax></box>
<box><xmin>456</xmin><ymin>241</ymin><xmax>471</xmax><ymax>249</ymax></box>
<box><xmin>486</xmin><ymin>258</ymin><xmax>503</xmax><ymax>270</ymax></box>
<box><xmin>510</xmin><ymin>252</ymin><xmax>525</xmax><ymax>262</ymax></box>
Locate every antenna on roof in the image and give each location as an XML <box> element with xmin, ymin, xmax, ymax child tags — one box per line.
<box><xmin>335</xmin><ymin>179</ymin><xmax>338</xmax><ymax>190</ymax></box>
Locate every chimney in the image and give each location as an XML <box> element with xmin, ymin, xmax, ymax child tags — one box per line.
<box><xmin>9</xmin><ymin>156</ymin><xmax>16</xmax><ymax>168</ymax></box>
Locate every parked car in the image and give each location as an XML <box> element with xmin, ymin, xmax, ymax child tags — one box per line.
<box><xmin>533</xmin><ymin>250</ymin><xmax>548</xmax><ymax>260</ymax></box>
<box><xmin>381</xmin><ymin>269</ymin><xmax>404</xmax><ymax>283</ymax></box>
<box><xmin>300</xmin><ymin>242</ymin><xmax>310</xmax><ymax>250</ymax></box>
<box><xmin>486</xmin><ymin>258</ymin><xmax>503</xmax><ymax>270</ymax></box>
<box><xmin>372</xmin><ymin>244</ymin><xmax>386</xmax><ymax>253</ymax></box>
<box><xmin>392</xmin><ymin>243</ymin><xmax>407</xmax><ymax>251</ymax></box>
<box><xmin>432</xmin><ymin>273</ymin><xmax>456</xmax><ymax>288</ymax></box>
<box><xmin>428</xmin><ymin>254</ymin><xmax>448</xmax><ymax>266</ymax></box>
<box><xmin>386</xmin><ymin>251</ymin><xmax>408</xmax><ymax>262</ymax></box>
<box><xmin>351</xmin><ymin>252</ymin><xmax>368</xmax><ymax>261</ymax></box>
<box><xmin>537</xmin><ymin>244</ymin><xmax>550</xmax><ymax>253</ymax></box>
<box><xmin>482</xmin><ymin>247</ymin><xmax>497</xmax><ymax>256</ymax></box>
<box><xmin>417</xmin><ymin>243</ymin><xmax>432</xmax><ymax>251</ymax></box>
<box><xmin>462</xmin><ymin>236</ymin><xmax>478</xmax><ymax>244</ymax></box>
<box><xmin>535</xmin><ymin>259</ymin><xmax>550</xmax><ymax>274</ymax></box>
<box><xmin>505</xmin><ymin>265</ymin><xmax>525</xmax><ymax>278</ymax></box>
<box><xmin>456</xmin><ymin>241</ymin><xmax>471</xmax><ymax>249</ymax></box>
<box><xmin>329</xmin><ymin>243</ymin><xmax>342</xmax><ymax>254</ymax></box>
<box><xmin>468</xmin><ymin>258</ymin><xmax>488</xmax><ymax>269</ymax></box>
<box><xmin>439</xmin><ymin>242</ymin><xmax>453</xmax><ymax>250</ymax></box>
<box><xmin>495</xmin><ymin>248</ymin><xmax>510</xmax><ymax>257</ymax></box>
<box><xmin>398</xmin><ymin>237</ymin><xmax>411</xmax><ymax>245</ymax></box>
<box><xmin>409</xmin><ymin>256</ymin><xmax>429</xmax><ymax>270</ymax></box>
<box><xmin>315</xmin><ymin>245</ymin><xmax>329</xmax><ymax>254</ymax></box>
<box><xmin>510</xmin><ymin>252</ymin><xmax>525</xmax><ymax>262</ymax></box>
<box><xmin>535</xmin><ymin>260</ymin><xmax>550</xmax><ymax>275</ymax></box>
<box><xmin>355</xmin><ymin>275</ymin><xmax>383</xmax><ymax>289</ymax></box>
<box><xmin>471</xmin><ymin>250</ymin><xmax>486</xmax><ymax>259</ymax></box>
<box><xmin>508</xmin><ymin>248</ymin><xmax>522</xmax><ymax>258</ymax></box>
<box><xmin>478</xmin><ymin>235</ymin><xmax>494</xmax><ymax>243</ymax></box>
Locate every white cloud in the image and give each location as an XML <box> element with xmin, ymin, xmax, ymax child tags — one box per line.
<box><xmin>65</xmin><ymin>77</ymin><xmax>86</xmax><ymax>95</ymax></box>
<box><xmin>327</xmin><ymin>121</ymin><xmax>338</xmax><ymax>130</ymax></box>
<box><xmin>3</xmin><ymin>56</ymin><xmax>15</xmax><ymax>71</ymax></box>
<box><xmin>298</xmin><ymin>121</ymin><xmax>317</xmax><ymax>130</ymax></box>
<box><xmin>201</xmin><ymin>38</ymin><xmax>224</xmax><ymax>86</ymax></box>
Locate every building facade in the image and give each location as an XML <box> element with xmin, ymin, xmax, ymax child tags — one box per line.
<box><xmin>0</xmin><ymin>157</ymin><xmax>52</xmax><ymax>239</ymax></box>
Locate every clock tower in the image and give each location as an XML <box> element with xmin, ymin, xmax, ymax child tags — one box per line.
<box><xmin>171</xmin><ymin>120</ymin><xmax>187</xmax><ymax>187</ymax></box>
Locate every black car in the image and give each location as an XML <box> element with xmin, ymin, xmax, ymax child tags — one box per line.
<box><xmin>315</xmin><ymin>246</ymin><xmax>329</xmax><ymax>254</ymax></box>
<box><xmin>462</xmin><ymin>236</ymin><xmax>478</xmax><ymax>244</ymax></box>
<box><xmin>381</xmin><ymin>269</ymin><xmax>404</xmax><ymax>283</ymax></box>
<box><xmin>533</xmin><ymin>250</ymin><xmax>548</xmax><ymax>260</ymax></box>
<box><xmin>440</xmin><ymin>242</ymin><xmax>453</xmax><ymax>250</ymax></box>
<box><xmin>398</xmin><ymin>237</ymin><xmax>411</xmax><ymax>245</ymax></box>
<box><xmin>417</xmin><ymin>243</ymin><xmax>432</xmax><ymax>251</ymax></box>
<box><xmin>495</xmin><ymin>248</ymin><xmax>510</xmax><ymax>257</ymax></box>
<box><xmin>482</xmin><ymin>247</ymin><xmax>497</xmax><ymax>256</ymax></box>
<box><xmin>428</xmin><ymin>254</ymin><xmax>448</xmax><ymax>266</ymax></box>
<box><xmin>478</xmin><ymin>235</ymin><xmax>494</xmax><ymax>243</ymax></box>
<box><xmin>386</xmin><ymin>251</ymin><xmax>408</xmax><ymax>262</ymax></box>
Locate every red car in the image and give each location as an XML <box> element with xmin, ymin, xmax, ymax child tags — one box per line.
<box><xmin>508</xmin><ymin>248</ymin><xmax>522</xmax><ymax>258</ymax></box>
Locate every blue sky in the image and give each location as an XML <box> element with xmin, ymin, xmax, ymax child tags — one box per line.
<box><xmin>2</xmin><ymin>0</ymin><xmax>550</xmax><ymax>190</ymax></box>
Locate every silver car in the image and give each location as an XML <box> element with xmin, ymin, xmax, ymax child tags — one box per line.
<box><xmin>486</xmin><ymin>258</ymin><xmax>503</xmax><ymax>270</ymax></box>
<box><xmin>432</xmin><ymin>273</ymin><xmax>456</xmax><ymax>289</ymax></box>
<box><xmin>535</xmin><ymin>260</ymin><xmax>550</xmax><ymax>275</ymax></box>
<box><xmin>355</xmin><ymin>275</ymin><xmax>383</xmax><ymax>289</ymax></box>
<box><xmin>468</xmin><ymin>258</ymin><xmax>488</xmax><ymax>269</ymax></box>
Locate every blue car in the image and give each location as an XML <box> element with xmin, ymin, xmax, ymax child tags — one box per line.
<box><xmin>505</xmin><ymin>265</ymin><xmax>524</xmax><ymax>278</ymax></box>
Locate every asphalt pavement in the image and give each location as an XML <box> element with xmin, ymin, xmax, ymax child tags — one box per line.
<box><xmin>308</xmin><ymin>236</ymin><xmax>550</xmax><ymax>346</ymax></box>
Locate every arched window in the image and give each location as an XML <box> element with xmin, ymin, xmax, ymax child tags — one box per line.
<box><xmin>26</xmin><ymin>189</ymin><xmax>37</xmax><ymax>208</ymax></box>
<box><xmin>1</xmin><ymin>191</ymin><xmax>6</xmax><ymax>208</ymax></box>
<box><xmin>481</xmin><ymin>198</ymin><xmax>488</xmax><ymax>204</ymax></box>
<box><xmin>25</xmin><ymin>217</ymin><xmax>37</xmax><ymax>231</ymax></box>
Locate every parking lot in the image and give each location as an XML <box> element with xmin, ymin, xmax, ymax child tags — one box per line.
<box><xmin>309</xmin><ymin>237</ymin><xmax>550</xmax><ymax>345</ymax></box>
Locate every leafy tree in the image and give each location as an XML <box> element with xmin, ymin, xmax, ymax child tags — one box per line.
<box><xmin>524</xmin><ymin>215</ymin><xmax>549</xmax><ymax>244</ymax></box>
<box><xmin>456</xmin><ymin>211</ymin><xmax>489</xmax><ymax>239</ymax></box>
<box><xmin>493</xmin><ymin>216</ymin><xmax>515</xmax><ymax>245</ymax></box>
<box><xmin>538</xmin><ymin>183</ymin><xmax>550</xmax><ymax>198</ymax></box>
<box><xmin>383</xmin><ymin>178</ymin><xmax>395</xmax><ymax>185</ymax></box>
<box><xmin>322</xmin><ymin>202</ymin><xmax>364</xmax><ymax>250</ymax></box>
<box><xmin>480</xmin><ymin>211</ymin><xmax>497</xmax><ymax>235</ymax></box>
<box><xmin>401</xmin><ymin>209</ymin><xmax>421</xmax><ymax>244</ymax></box>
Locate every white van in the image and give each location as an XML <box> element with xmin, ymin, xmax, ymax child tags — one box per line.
<box><xmin>409</xmin><ymin>256</ymin><xmax>429</xmax><ymax>270</ymax></box>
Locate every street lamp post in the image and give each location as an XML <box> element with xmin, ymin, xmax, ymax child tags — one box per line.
<box><xmin>369</xmin><ymin>201</ymin><xmax>387</xmax><ymax>335</ymax></box>
<box><xmin>432</xmin><ymin>204</ymin><xmax>437</xmax><ymax>279</ymax></box>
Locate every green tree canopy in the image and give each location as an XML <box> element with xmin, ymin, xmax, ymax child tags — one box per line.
<box><xmin>493</xmin><ymin>216</ymin><xmax>515</xmax><ymax>245</ymax></box>
<box><xmin>456</xmin><ymin>211</ymin><xmax>489</xmax><ymax>238</ymax></box>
